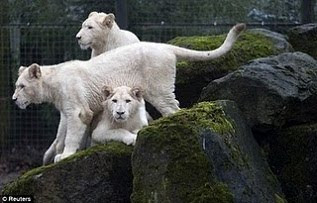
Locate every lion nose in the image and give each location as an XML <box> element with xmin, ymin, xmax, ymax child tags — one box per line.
<box><xmin>76</xmin><ymin>35</ymin><xmax>81</xmax><ymax>40</ymax></box>
<box><xmin>116</xmin><ymin>111</ymin><xmax>125</xmax><ymax>116</ymax></box>
<box><xmin>12</xmin><ymin>97</ymin><xmax>17</xmax><ymax>102</ymax></box>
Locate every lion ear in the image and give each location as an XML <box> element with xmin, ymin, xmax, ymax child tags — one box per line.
<box><xmin>28</xmin><ymin>63</ymin><xmax>41</xmax><ymax>79</ymax></box>
<box><xmin>131</xmin><ymin>87</ymin><xmax>143</xmax><ymax>101</ymax></box>
<box><xmin>102</xmin><ymin>86</ymin><xmax>113</xmax><ymax>99</ymax></box>
<box><xmin>18</xmin><ymin>66</ymin><xmax>27</xmax><ymax>76</ymax></box>
<box><xmin>88</xmin><ymin>11</ymin><xmax>98</xmax><ymax>18</ymax></box>
<box><xmin>102</xmin><ymin>13</ymin><xmax>115</xmax><ymax>28</ymax></box>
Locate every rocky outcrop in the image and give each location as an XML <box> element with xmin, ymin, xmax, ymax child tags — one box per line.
<box><xmin>250</xmin><ymin>28</ymin><xmax>293</xmax><ymax>52</ymax></box>
<box><xmin>132</xmin><ymin>101</ymin><xmax>284</xmax><ymax>203</ymax></box>
<box><xmin>288</xmin><ymin>23</ymin><xmax>317</xmax><ymax>58</ymax></box>
<box><xmin>200</xmin><ymin>52</ymin><xmax>317</xmax><ymax>131</ymax></box>
<box><xmin>169</xmin><ymin>31</ymin><xmax>287</xmax><ymax>107</ymax></box>
<box><xmin>2</xmin><ymin>143</ymin><xmax>133</xmax><ymax>203</ymax></box>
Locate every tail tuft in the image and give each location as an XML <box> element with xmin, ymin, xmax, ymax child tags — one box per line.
<box><xmin>234</xmin><ymin>23</ymin><xmax>246</xmax><ymax>33</ymax></box>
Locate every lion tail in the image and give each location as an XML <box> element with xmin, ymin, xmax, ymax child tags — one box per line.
<box><xmin>170</xmin><ymin>23</ymin><xmax>246</xmax><ymax>61</ymax></box>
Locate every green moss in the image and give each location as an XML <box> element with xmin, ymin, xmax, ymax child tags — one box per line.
<box><xmin>132</xmin><ymin>102</ymin><xmax>235</xmax><ymax>202</ymax></box>
<box><xmin>190</xmin><ymin>182</ymin><xmax>233</xmax><ymax>203</ymax></box>
<box><xmin>169</xmin><ymin>31</ymin><xmax>278</xmax><ymax>85</ymax></box>
<box><xmin>59</xmin><ymin>141</ymin><xmax>133</xmax><ymax>163</ymax></box>
<box><xmin>2</xmin><ymin>164</ymin><xmax>54</xmax><ymax>195</ymax></box>
<box><xmin>137</xmin><ymin>102</ymin><xmax>235</xmax><ymax>155</ymax></box>
<box><xmin>2</xmin><ymin>142</ymin><xmax>133</xmax><ymax>195</ymax></box>
<box><xmin>145</xmin><ymin>102</ymin><xmax>235</xmax><ymax>135</ymax></box>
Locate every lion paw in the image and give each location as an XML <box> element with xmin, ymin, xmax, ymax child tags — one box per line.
<box><xmin>54</xmin><ymin>152</ymin><xmax>74</xmax><ymax>163</ymax></box>
<box><xmin>123</xmin><ymin>134</ymin><xmax>137</xmax><ymax>146</ymax></box>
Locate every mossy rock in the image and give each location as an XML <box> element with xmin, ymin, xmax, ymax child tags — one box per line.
<box><xmin>132</xmin><ymin>101</ymin><xmax>284</xmax><ymax>203</ymax></box>
<box><xmin>266</xmin><ymin>123</ymin><xmax>317</xmax><ymax>202</ymax></box>
<box><xmin>288</xmin><ymin>23</ymin><xmax>317</xmax><ymax>59</ymax></box>
<box><xmin>200</xmin><ymin>52</ymin><xmax>317</xmax><ymax>131</ymax></box>
<box><xmin>2</xmin><ymin>142</ymin><xmax>133</xmax><ymax>203</ymax></box>
<box><xmin>169</xmin><ymin>31</ymin><xmax>282</xmax><ymax>107</ymax></box>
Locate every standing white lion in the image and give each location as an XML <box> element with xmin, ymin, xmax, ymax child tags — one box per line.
<box><xmin>91</xmin><ymin>86</ymin><xmax>148</xmax><ymax>146</ymax></box>
<box><xmin>12</xmin><ymin>23</ymin><xmax>246</xmax><ymax>163</ymax></box>
<box><xmin>76</xmin><ymin>12</ymin><xmax>140</xmax><ymax>58</ymax></box>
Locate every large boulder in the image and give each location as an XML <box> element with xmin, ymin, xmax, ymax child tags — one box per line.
<box><xmin>250</xmin><ymin>28</ymin><xmax>293</xmax><ymax>52</ymax></box>
<box><xmin>132</xmin><ymin>101</ymin><xmax>284</xmax><ymax>203</ymax></box>
<box><xmin>2</xmin><ymin>142</ymin><xmax>133</xmax><ymax>203</ymax></box>
<box><xmin>169</xmin><ymin>31</ymin><xmax>287</xmax><ymax>107</ymax></box>
<box><xmin>288</xmin><ymin>23</ymin><xmax>317</xmax><ymax>58</ymax></box>
<box><xmin>266</xmin><ymin>123</ymin><xmax>317</xmax><ymax>202</ymax></box>
<box><xmin>200</xmin><ymin>52</ymin><xmax>317</xmax><ymax>131</ymax></box>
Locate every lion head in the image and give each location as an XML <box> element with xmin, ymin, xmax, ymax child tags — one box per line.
<box><xmin>12</xmin><ymin>63</ymin><xmax>44</xmax><ymax>109</ymax></box>
<box><xmin>102</xmin><ymin>86</ymin><xmax>144</xmax><ymax>123</ymax></box>
<box><xmin>76</xmin><ymin>11</ymin><xmax>115</xmax><ymax>50</ymax></box>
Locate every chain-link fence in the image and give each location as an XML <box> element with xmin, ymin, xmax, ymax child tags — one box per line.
<box><xmin>0</xmin><ymin>0</ymin><xmax>313</xmax><ymax>156</ymax></box>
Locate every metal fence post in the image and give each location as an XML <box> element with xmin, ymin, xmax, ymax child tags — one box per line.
<box><xmin>301</xmin><ymin>0</ymin><xmax>316</xmax><ymax>24</ymax></box>
<box><xmin>115</xmin><ymin>0</ymin><xmax>128</xmax><ymax>29</ymax></box>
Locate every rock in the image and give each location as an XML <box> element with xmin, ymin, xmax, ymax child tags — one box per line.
<box><xmin>200</xmin><ymin>52</ymin><xmax>317</xmax><ymax>131</ymax></box>
<box><xmin>169</xmin><ymin>31</ymin><xmax>286</xmax><ymax>107</ymax></box>
<box><xmin>265</xmin><ymin>123</ymin><xmax>317</xmax><ymax>202</ymax></box>
<box><xmin>288</xmin><ymin>23</ymin><xmax>317</xmax><ymax>58</ymax></box>
<box><xmin>250</xmin><ymin>28</ymin><xmax>293</xmax><ymax>52</ymax></box>
<box><xmin>132</xmin><ymin>101</ymin><xmax>284</xmax><ymax>203</ymax></box>
<box><xmin>2</xmin><ymin>142</ymin><xmax>133</xmax><ymax>203</ymax></box>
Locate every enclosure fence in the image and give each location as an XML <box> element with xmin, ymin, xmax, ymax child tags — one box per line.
<box><xmin>0</xmin><ymin>0</ymin><xmax>313</xmax><ymax>156</ymax></box>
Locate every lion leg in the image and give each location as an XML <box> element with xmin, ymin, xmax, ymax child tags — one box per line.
<box><xmin>54</xmin><ymin>108</ymin><xmax>91</xmax><ymax>163</ymax></box>
<box><xmin>55</xmin><ymin>112</ymin><xmax>67</xmax><ymax>154</ymax></box>
<box><xmin>43</xmin><ymin>112</ymin><xmax>67</xmax><ymax>165</ymax></box>
<box><xmin>92</xmin><ymin>119</ymin><xmax>137</xmax><ymax>146</ymax></box>
<box><xmin>43</xmin><ymin>139</ymin><xmax>57</xmax><ymax>165</ymax></box>
<box><xmin>145</xmin><ymin>92</ymin><xmax>180</xmax><ymax>116</ymax></box>
<box><xmin>91</xmin><ymin>121</ymin><xmax>107</xmax><ymax>146</ymax></box>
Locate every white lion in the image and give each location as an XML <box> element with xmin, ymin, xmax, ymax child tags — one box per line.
<box><xmin>76</xmin><ymin>12</ymin><xmax>140</xmax><ymax>58</ymax></box>
<box><xmin>12</xmin><ymin>23</ymin><xmax>246</xmax><ymax>163</ymax></box>
<box><xmin>91</xmin><ymin>86</ymin><xmax>148</xmax><ymax>146</ymax></box>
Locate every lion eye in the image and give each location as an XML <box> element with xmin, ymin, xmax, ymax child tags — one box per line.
<box><xmin>88</xmin><ymin>26</ymin><xmax>93</xmax><ymax>29</ymax></box>
<box><xmin>112</xmin><ymin>99</ymin><xmax>117</xmax><ymax>103</ymax></box>
<box><xmin>126</xmin><ymin>99</ymin><xmax>131</xmax><ymax>103</ymax></box>
<box><xmin>20</xmin><ymin>84</ymin><xmax>25</xmax><ymax>89</ymax></box>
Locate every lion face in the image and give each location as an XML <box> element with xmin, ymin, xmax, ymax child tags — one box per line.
<box><xmin>102</xmin><ymin>86</ymin><xmax>144</xmax><ymax>123</ymax></box>
<box><xmin>76</xmin><ymin>12</ymin><xmax>115</xmax><ymax>50</ymax></box>
<box><xmin>12</xmin><ymin>64</ymin><xmax>44</xmax><ymax>109</ymax></box>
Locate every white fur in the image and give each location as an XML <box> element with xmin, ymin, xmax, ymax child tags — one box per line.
<box><xmin>76</xmin><ymin>12</ymin><xmax>140</xmax><ymax>58</ymax></box>
<box><xmin>12</xmin><ymin>23</ymin><xmax>245</xmax><ymax>163</ymax></box>
<box><xmin>91</xmin><ymin>86</ymin><xmax>148</xmax><ymax>146</ymax></box>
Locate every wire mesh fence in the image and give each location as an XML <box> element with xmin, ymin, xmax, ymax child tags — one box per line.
<box><xmin>0</xmin><ymin>0</ymin><xmax>314</xmax><ymax>156</ymax></box>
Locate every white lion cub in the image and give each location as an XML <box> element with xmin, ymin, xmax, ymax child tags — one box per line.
<box><xmin>91</xmin><ymin>86</ymin><xmax>148</xmax><ymax>146</ymax></box>
<box><xmin>76</xmin><ymin>11</ymin><xmax>140</xmax><ymax>58</ymax></box>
